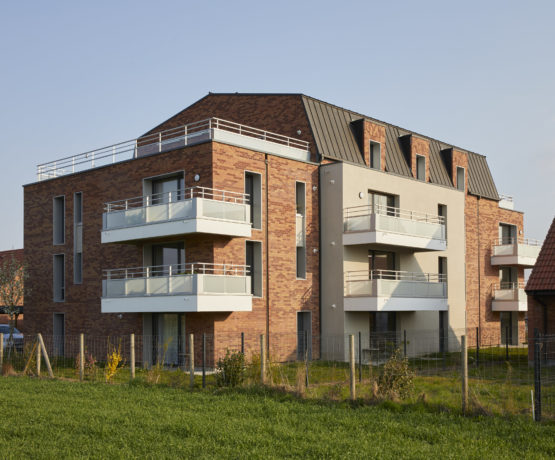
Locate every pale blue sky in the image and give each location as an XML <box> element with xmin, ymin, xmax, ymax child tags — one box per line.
<box><xmin>1</xmin><ymin>0</ymin><xmax>554</xmax><ymax>250</ymax></box>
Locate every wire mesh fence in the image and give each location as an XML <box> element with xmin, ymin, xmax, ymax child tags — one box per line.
<box><xmin>1</xmin><ymin>328</ymin><xmax>554</xmax><ymax>420</ymax></box>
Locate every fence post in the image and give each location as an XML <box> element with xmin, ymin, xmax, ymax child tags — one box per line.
<box><xmin>534</xmin><ymin>329</ymin><xmax>541</xmax><ymax>422</ymax></box>
<box><xmin>349</xmin><ymin>334</ymin><xmax>356</xmax><ymax>400</ymax></box>
<box><xmin>37</xmin><ymin>333</ymin><xmax>54</xmax><ymax>378</ymax></box>
<box><xmin>260</xmin><ymin>334</ymin><xmax>267</xmax><ymax>384</ymax></box>
<box><xmin>241</xmin><ymin>332</ymin><xmax>244</xmax><ymax>355</ymax></box>
<box><xmin>461</xmin><ymin>335</ymin><xmax>468</xmax><ymax>414</ymax></box>
<box><xmin>36</xmin><ymin>335</ymin><xmax>41</xmax><ymax>377</ymax></box>
<box><xmin>189</xmin><ymin>334</ymin><xmax>195</xmax><ymax>389</ymax></box>
<box><xmin>202</xmin><ymin>333</ymin><xmax>206</xmax><ymax>389</ymax></box>
<box><xmin>505</xmin><ymin>327</ymin><xmax>509</xmax><ymax>361</ymax></box>
<box><xmin>79</xmin><ymin>333</ymin><xmax>84</xmax><ymax>381</ymax></box>
<box><xmin>358</xmin><ymin>331</ymin><xmax>362</xmax><ymax>382</ymax></box>
<box><xmin>0</xmin><ymin>333</ymin><xmax>3</xmax><ymax>371</ymax></box>
<box><xmin>130</xmin><ymin>334</ymin><xmax>135</xmax><ymax>380</ymax></box>
<box><xmin>403</xmin><ymin>330</ymin><xmax>407</xmax><ymax>358</ymax></box>
<box><xmin>476</xmin><ymin>327</ymin><xmax>480</xmax><ymax>367</ymax></box>
<box><xmin>304</xmin><ymin>330</ymin><xmax>309</xmax><ymax>388</ymax></box>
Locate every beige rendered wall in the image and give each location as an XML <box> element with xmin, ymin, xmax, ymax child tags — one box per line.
<box><xmin>321</xmin><ymin>162</ymin><xmax>466</xmax><ymax>344</ymax></box>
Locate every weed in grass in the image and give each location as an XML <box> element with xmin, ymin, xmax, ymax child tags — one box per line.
<box><xmin>145</xmin><ymin>339</ymin><xmax>171</xmax><ymax>385</ymax></box>
<box><xmin>104</xmin><ymin>340</ymin><xmax>123</xmax><ymax>383</ymax></box>
<box><xmin>295</xmin><ymin>363</ymin><xmax>306</xmax><ymax>396</ymax></box>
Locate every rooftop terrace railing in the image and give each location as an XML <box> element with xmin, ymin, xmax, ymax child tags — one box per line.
<box><xmin>36</xmin><ymin>118</ymin><xmax>310</xmax><ymax>181</ymax></box>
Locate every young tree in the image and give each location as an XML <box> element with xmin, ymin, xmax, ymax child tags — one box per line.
<box><xmin>0</xmin><ymin>255</ymin><xmax>27</xmax><ymax>354</ymax></box>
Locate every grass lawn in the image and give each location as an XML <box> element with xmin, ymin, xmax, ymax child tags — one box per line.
<box><xmin>1</xmin><ymin>377</ymin><xmax>554</xmax><ymax>459</ymax></box>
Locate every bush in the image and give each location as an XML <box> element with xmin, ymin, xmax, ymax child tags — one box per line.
<box><xmin>377</xmin><ymin>348</ymin><xmax>414</xmax><ymax>400</ymax></box>
<box><xmin>215</xmin><ymin>350</ymin><xmax>245</xmax><ymax>387</ymax></box>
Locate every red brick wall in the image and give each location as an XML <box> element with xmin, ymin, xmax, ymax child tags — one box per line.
<box><xmin>410</xmin><ymin>136</ymin><xmax>430</xmax><ymax>182</ymax></box>
<box><xmin>527</xmin><ymin>295</ymin><xmax>555</xmax><ymax>361</ymax></box>
<box><xmin>363</xmin><ymin>121</ymin><xmax>387</xmax><ymax>170</ymax></box>
<box><xmin>465</xmin><ymin>194</ymin><xmax>525</xmax><ymax>345</ymax></box>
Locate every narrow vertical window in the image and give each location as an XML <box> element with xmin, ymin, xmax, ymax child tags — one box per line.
<box><xmin>53</xmin><ymin>196</ymin><xmax>65</xmax><ymax>244</ymax></box>
<box><xmin>416</xmin><ymin>155</ymin><xmax>426</xmax><ymax>181</ymax></box>
<box><xmin>245</xmin><ymin>172</ymin><xmax>262</xmax><ymax>229</ymax></box>
<box><xmin>296</xmin><ymin>182</ymin><xmax>306</xmax><ymax>279</ymax></box>
<box><xmin>246</xmin><ymin>241</ymin><xmax>262</xmax><ymax>297</ymax></box>
<box><xmin>456</xmin><ymin>167</ymin><xmax>465</xmax><ymax>191</ymax></box>
<box><xmin>438</xmin><ymin>204</ymin><xmax>447</xmax><ymax>241</ymax></box>
<box><xmin>370</xmin><ymin>141</ymin><xmax>381</xmax><ymax>170</ymax></box>
<box><xmin>53</xmin><ymin>254</ymin><xmax>65</xmax><ymax>302</ymax></box>
<box><xmin>74</xmin><ymin>192</ymin><xmax>83</xmax><ymax>284</ymax></box>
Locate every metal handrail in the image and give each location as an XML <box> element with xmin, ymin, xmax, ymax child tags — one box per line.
<box><xmin>498</xmin><ymin>194</ymin><xmax>514</xmax><ymax>202</ymax></box>
<box><xmin>36</xmin><ymin>117</ymin><xmax>310</xmax><ymax>181</ymax></box>
<box><xmin>345</xmin><ymin>269</ymin><xmax>447</xmax><ymax>283</ymax></box>
<box><xmin>103</xmin><ymin>262</ymin><xmax>250</xmax><ymax>280</ymax></box>
<box><xmin>343</xmin><ymin>204</ymin><xmax>445</xmax><ymax>225</ymax></box>
<box><xmin>494</xmin><ymin>237</ymin><xmax>542</xmax><ymax>246</ymax></box>
<box><xmin>104</xmin><ymin>186</ymin><xmax>249</xmax><ymax>212</ymax></box>
<box><xmin>494</xmin><ymin>281</ymin><xmax>527</xmax><ymax>291</ymax></box>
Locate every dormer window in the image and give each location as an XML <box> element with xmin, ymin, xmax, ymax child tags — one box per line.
<box><xmin>416</xmin><ymin>155</ymin><xmax>426</xmax><ymax>181</ymax></box>
<box><xmin>370</xmin><ymin>141</ymin><xmax>381</xmax><ymax>170</ymax></box>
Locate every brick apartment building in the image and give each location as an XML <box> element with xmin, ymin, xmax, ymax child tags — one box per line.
<box><xmin>23</xmin><ymin>93</ymin><xmax>540</xmax><ymax>363</ymax></box>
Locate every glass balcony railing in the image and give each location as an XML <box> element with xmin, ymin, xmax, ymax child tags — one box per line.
<box><xmin>344</xmin><ymin>270</ymin><xmax>447</xmax><ymax>299</ymax></box>
<box><xmin>102</xmin><ymin>263</ymin><xmax>251</xmax><ymax>298</ymax></box>
<box><xmin>491</xmin><ymin>237</ymin><xmax>541</xmax><ymax>267</ymax></box>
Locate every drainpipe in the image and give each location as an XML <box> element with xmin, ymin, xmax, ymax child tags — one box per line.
<box><xmin>265</xmin><ymin>154</ymin><xmax>270</xmax><ymax>349</ymax></box>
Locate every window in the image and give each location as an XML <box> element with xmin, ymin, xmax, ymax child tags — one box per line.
<box><xmin>245</xmin><ymin>172</ymin><xmax>262</xmax><ymax>229</ymax></box>
<box><xmin>456</xmin><ymin>167</ymin><xmax>465</xmax><ymax>191</ymax></box>
<box><xmin>370</xmin><ymin>141</ymin><xmax>381</xmax><ymax>170</ymax></box>
<box><xmin>438</xmin><ymin>257</ymin><xmax>448</xmax><ymax>294</ymax></box>
<box><xmin>53</xmin><ymin>254</ymin><xmax>65</xmax><ymax>302</ymax></box>
<box><xmin>296</xmin><ymin>182</ymin><xmax>306</xmax><ymax>279</ymax></box>
<box><xmin>297</xmin><ymin>311</ymin><xmax>311</xmax><ymax>359</ymax></box>
<box><xmin>501</xmin><ymin>312</ymin><xmax>519</xmax><ymax>346</ymax></box>
<box><xmin>439</xmin><ymin>311</ymin><xmax>448</xmax><ymax>353</ymax></box>
<box><xmin>438</xmin><ymin>204</ymin><xmax>447</xmax><ymax>241</ymax></box>
<box><xmin>53</xmin><ymin>313</ymin><xmax>65</xmax><ymax>357</ymax></box>
<box><xmin>151</xmin><ymin>173</ymin><xmax>185</xmax><ymax>204</ymax></box>
<box><xmin>499</xmin><ymin>223</ymin><xmax>517</xmax><ymax>245</ymax></box>
<box><xmin>368</xmin><ymin>190</ymin><xmax>396</xmax><ymax>215</ymax></box>
<box><xmin>53</xmin><ymin>196</ymin><xmax>65</xmax><ymax>244</ymax></box>
<box><xmin>416</xmin><ymin>155</ymin><xmax>426</xmax><ymax>181</ymax></box>
<box><xmin>369</xmin><ymin>250</ymin><xmax>396</xmax><ymax>278</ymax></box>
<box><xmin>151</xmin><ymin>242</ymin><xmax>185</xmax><ymax>275</ymax></box>
<box><xmin>74</xmin><ymin>192</ymin><xmax>83</xmax><ymax>284</ymax></box>
<box><xmin>246</xmin><ymin>241</ymin><xmax>262</xmax><ymax>297</ymax></box>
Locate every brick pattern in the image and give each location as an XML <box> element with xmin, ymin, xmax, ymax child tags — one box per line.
<box><xmin>527</xmin><ymin>295</ymin><xmax>555</xmax><ymax>361</ymax></box>
<box><xmin>465</xmin><ymin>194</ymin><xmax>525</xmax><ymax>345</ymax></box>
<box><xmin>362</xmin><ymin>121</ymin><xmax>387</xmax><ymax>171</ymax></box>
<box><xmin>410</xmin><ymin>136</ymin><xmax>430</xmax><ymax>182</ymax></box>
<box><xmin>451</xmin><ymin>149</ymin><xmax>469</xmax><ymax>192</ymax></box>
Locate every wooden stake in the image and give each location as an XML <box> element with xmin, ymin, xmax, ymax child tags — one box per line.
<box><xmin>130</xmin><ymin>333</ymin><xmax>135</xmax><ymax>380</ymax></box>
<box><xmin>189</xmin><ymin>334</ymin><xmax>194</xmax><ymax>388</ymax></box>
<box><xmin>461</xmin><ymin>335</ymin><xmax>468</xmax><ymax>414</ymax></box>
<box><xmin>36</xmin><ymin>335</ymin><xmax>41</xmax><ymax>376</ymax></box>
<box><xmin>349</xmin><ymin>334</ymin><xmax>356</xmax><ymax>400</ymax></box>
<box><xmin>37</xmin><ymin>333</ymin><xmax>54</xmax><ymax>378</ymax></box>
<box><xmin>260</xmin><ymin>334</ymin><xmax>267</xmax><ymax>384</ymax></box>
<box><xmin>23</xmin><ymin>341</ymin><xmax>38</xmax><ymax>375</ymax></box>
<box><xmin>0</xmin><ymin>333</ymin><xmax>3</xmax><ymax>371</ymax></box>
<box><xmin>79</xmin><ymin>333</ymin><xmax>84</xmax><ymax>381</ymax></box>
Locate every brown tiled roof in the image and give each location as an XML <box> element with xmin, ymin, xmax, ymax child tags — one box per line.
<box><xmin>526</xmin><ymin>218</ymin><xmax>555</xmax><ymax>292</ymax></box>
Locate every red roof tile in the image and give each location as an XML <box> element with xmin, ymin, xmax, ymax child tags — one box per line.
<box><xmin>526</xmin><ymin>217</ymin><xmax>555</xmax><ymax>292</ymax></box>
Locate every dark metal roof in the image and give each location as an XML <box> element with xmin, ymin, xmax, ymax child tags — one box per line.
<box><xmin>300</xmin><ymin>94</ymin><xmax>499</xmax><ymax>198</ymax></box>
<box><xmin>467</xmin><ymin>152</ymin><xmax>499</xmax><ymax>200</ymax></box>
<box><xmin>302</xmin><ymin>96</ymin><xmax>363</xmax><ymax>164</ymax></box>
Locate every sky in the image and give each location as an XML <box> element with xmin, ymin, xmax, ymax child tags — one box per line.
<box><xmin>0</xmin><ymin>0</ymin><xmax>554</xmax><ymax>251</ymax></box>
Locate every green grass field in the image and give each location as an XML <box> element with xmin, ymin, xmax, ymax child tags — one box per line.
<box><xmin>0</xmin><ymin>377</ymin><xmax>554</xmax><ymax>459</ymax></box>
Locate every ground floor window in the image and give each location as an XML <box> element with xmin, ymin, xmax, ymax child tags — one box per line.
<box><xmin>500</xmin><ymin>311</ymin><xmax>519</xmax><ymax>346</ymax></box>
<box><xmin>143</xmin><ymin>313</ymin><xmax>186</xmax><ymax>366</ymax></box>
<box><xmin>297</xmin><ymin>311</ymin><xmax>311</xmax><ymax>360</ymax></box>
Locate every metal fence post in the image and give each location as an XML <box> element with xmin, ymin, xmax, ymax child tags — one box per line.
<box><xmin>349</xmin><ymin>334</ymin><xmax>356</xmax><ymax>400</ymax></box>
<box><xmin>461</xmin><ymin>335</ymin><xmax>468</xmax><ymax>414</ymax></box>
<box><xmin>130</xmin><ymin>334</ymin><xmax>135</xmax><ymax>380</ymax></box>
<box><xmin>476</xmin><ymin>327</ymin><xmax>480</xmax><ymax>367</ymax></box>
<box><xmin>189</xmin><ymin>334</ymin><xmax>195</xmax><ymax>389</ymax></box>
<box><xmin>79</xmin><ymin>333</ymin><xmax>84</xmax><ymax>381</ymax></box>
<box><xmin>241</xmin><ymin>332</ymin><xmax>244</xmax><ymax>355</ymax></box>
<box><xmin>0</xmin><ymin>333</ymin><xmax>3</xmax><ymax>371</ymax></box>
<box><xmin>202</xmin><ymin>333</ymin><xmax>206</xmax><ymax>389</ymax></box>
<box><xmin>505</xmin><ymin>327</ymin><xmax>509</xmax><ymax>361</ymax></box>
<box><xmin>260</xmin><ymin>334</ymin><xmax>266</xmax><ymax>384</ymax></box>
<box><xmin>534</xmin><ymin>329</ymin><xmax>541</xmax><ymax>422</ymax></box>
<box><xmin>36</xmin><ymin>335</ymin><xmax>41</xmax><ymax>377</ymax></box>
<box><xmin>403</xmin><ymin>330</ymin><xmax>407</xmax><ymax>358</ymax></box>
<box><xmin>304</xmin><ymin>330</ymin><xmax>309</xmax><ymax>389</ymax></box>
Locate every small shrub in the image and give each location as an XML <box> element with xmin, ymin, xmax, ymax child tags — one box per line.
<box><xmin>146</xmin><ymin>339</ymin><xmax>171</xmax><ymax>385</ymax></box>
<box><xmin>376</xmin><ymin>348</ymin><xmax>414</xmax><ymax>400</ymax></box>
<box><xmin>105</xmin><ymin>342</ymin><xmax>123</xmax><ymax>383</ymax></box>
<box><xmin>216</xmin><ymin>350</ymin><xmax>245</xmax><ymax>387</ymax></box>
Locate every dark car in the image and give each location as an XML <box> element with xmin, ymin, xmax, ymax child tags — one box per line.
<box><xmin>0</xmin><ymin>324</ymin><xmax>24</xmax><ymax>352</ymax></box>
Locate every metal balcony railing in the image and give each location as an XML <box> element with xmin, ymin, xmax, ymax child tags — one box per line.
<box><xmin>102</xmin><ymin>263</ymin><xmax>251</xmax><ymax>298</ymax></box>
<box><xmin>102</xmin><ymin>186</ymin><xmax>250</xmax><ymax>231</ymax></box>
<box><xmin>343</xmin><ymin>204</ymin><xmax>446</xmax><ymax>240</ymax></box>
<box><xmin>344</xmin><ymin>269</ymin><xmax>447</xmax><ymax>298</ymax></box>
<box><xmin>493</xmin><ymin>282</ymin><xmax>527</xmax><ymax>302</ymax></box>
<box><xmin>492</xmin><ymin>237</ymin><xmax>542</xmax><ymax>258</ymax></box>
<box><xmin>36</xmin><ymin>117</ymin><xmax>310</xmax><ymax>181</ymax></box>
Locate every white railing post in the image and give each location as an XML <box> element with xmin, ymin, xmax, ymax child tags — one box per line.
<box><xmin>184</xmin><ymin>125</ymin><xmax>188</xmax><ymax>146</ymax></box>
<box><xmin>159</xmin><ymin>133</ymin><xmax>162</xmax><ymax>152</ymax></box>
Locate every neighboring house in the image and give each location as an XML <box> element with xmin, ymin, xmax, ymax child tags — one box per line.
<box><xmin>526</xmin><ymin>217</ymin><xmax>555</xmax><ymax>362</ymax></box>
<box><xmin>0</xmin><ymin>248</ymin><xmax>25</xmax><ymax>329</ymax></box>
<box><xmin>23</xmin><ymin>93</ymin><xmax>539</xmax><ymax>363</ymax></box>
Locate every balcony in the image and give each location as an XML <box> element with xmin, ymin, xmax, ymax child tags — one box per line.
<box><xmin>490</xmin><ymin>238</ymin><xmax>542</xmax><ymax>267</ymax></box>
<box><xmin>491</xmin><ymin>282</ymin><xmax>527</xmax><ymax>312</ymax></box>
<box><xmin>36</xmin><ymin>118</ymin><xmax>310</xmax><ymax>181</ymax></box>
<box><xmin>101</xmin><ymin>263</ymin><xmax>252</xmax><ymax>313</ymax></box>
<box><xmin>343</xmin><ymin>205</ymin><xmax>446</xmax><ymax>251</ymax></box>
<box><xmin>101</xmin><ymin>187</ymin><xmax>251</xmax><ymax>243</ymax></box>
<box><xmin>343</xmin><ymin>270</ymin><xmax>447</xmax><ymax>312</ymax></box>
